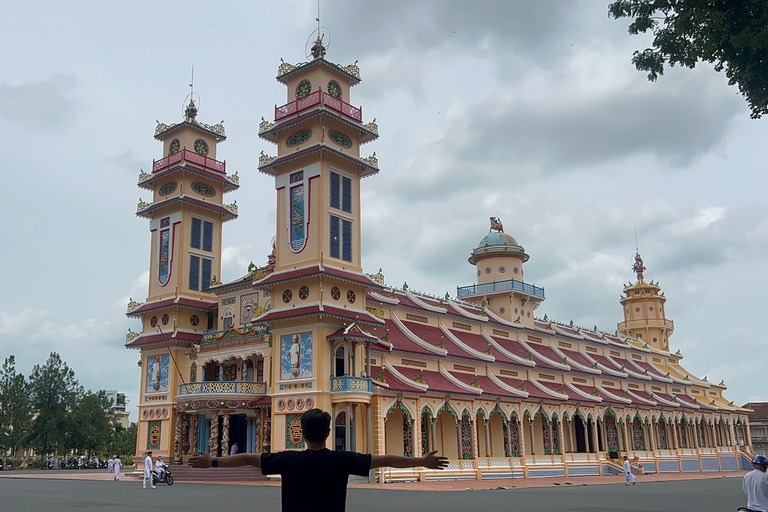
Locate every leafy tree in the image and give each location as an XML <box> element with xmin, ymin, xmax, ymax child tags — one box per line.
<box><xmin>0</xmin><ymin>356</ymin><xmax>32</xmax><ymax>456</ymax></box>
<box><xmin>27</xmin><ymin>353</ymin><xmax>83</xmax><ymax>458</ymax></box>
<box><xmin>108</xmin><ymin>422</ymin><xmax>138</xmax><ymax>459</ymax></box>
<box><xmin>609</xmin><ymin>0</ymin><xmax>768</xmax><ymax>118</ymax></box>
<box><xmin>66</xmin><ymin>390</ymin><xmax>114</xmax><ymax>458</ymax></box>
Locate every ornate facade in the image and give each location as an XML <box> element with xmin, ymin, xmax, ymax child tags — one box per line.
<box><xmin>126</xmin><ymin>38</ymin><xmax>753</xmax><ymax>481</ymax></box>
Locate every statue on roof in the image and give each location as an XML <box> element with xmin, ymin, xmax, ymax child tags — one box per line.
<box><xmin>489</xmin><ymin>217</ymin><xmax>504</xmax><ymax>233</ymax></box>
<box><xmin>632</xmin><ymin>251</ymin><xmax>646</xmax><ymax>281</ymax></box>
<box><xmin>310</xmin><ymin>35</ymin><xmax>327</xmax><ymax>59</ymax></box>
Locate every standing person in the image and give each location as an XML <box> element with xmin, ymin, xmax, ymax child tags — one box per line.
<box><xmin>743</xmin><ymin>455</ymin><xmax>768</xmax><ymax>512</ymax></box>
<box><xmin>113</xmin><ymin>456</ymin><xmax>122</xmax><ymax>481</ymax></box>
<box><xmin>189</xmin><ymin>408</ymin><xmax>448</xmax><ymax>512</ymax></box>
<box><xmin>107</xmin><ymin>456</ymin><xmax>114</xmax><ymax>474</ymax></box>
<box><xmin>230</xmin><ymin>442</ymin><xmax>239</xmax><ymax>456</ymax></box>
<box><xmin>143</xmin><ymin>452</ymin><xmax>156</xmax><ymax>489</ymax></box>
<box><xmin>622</xmin><ymin>455</ymin><xmax>636</xmax><ymax>486</ymax></box>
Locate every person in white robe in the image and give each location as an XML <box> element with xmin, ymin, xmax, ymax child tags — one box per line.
<box><xmin>623</xmin><ymin>455</ymin><xmax>636</xmax><ymax>485</ymax></box>
<box><xmin>143</xmin><ymin>452</ymin><xmax>155</xmax><ymax>489</ymax></box>
<box><xmin>156</xmin><ymin>456</ymin><xmax>166</xmax><ymax>479</ymax></box>
<box><xmin>113</xmin><ymin>456</ymin><xmax>122</xmax><ymax>481</ymax></box>
<box><xmin>107</xmin><ymin>456</ymin><xmax>114</xmax><ymax>474</ymax></box>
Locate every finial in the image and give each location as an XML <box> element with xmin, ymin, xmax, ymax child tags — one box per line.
<box><xmin>632</xmin><ymin>251</ymin><xmax>645</xmax><ymax>281</ymax></box>
<box><xmin>184</xmin><ymin>66</ymin><xmax>200</xmax><ymax>120</ymax></box>
<box><xmin>489</xmin><ymin>216</ymin><xmax>504</xmax><ymax>233</ymax></box>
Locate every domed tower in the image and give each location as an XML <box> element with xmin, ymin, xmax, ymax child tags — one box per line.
<box><xmin>456</xmin><ymin>217</ymin><xmax>545</xmax><ymax>328</ymax></box>
<box><xmin>617</xmin><ymin>252</ymin><xmax>674</xmax><ymax>351</ymax></box>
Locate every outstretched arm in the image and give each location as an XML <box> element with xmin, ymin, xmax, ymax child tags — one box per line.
<box><xmin>187</xmin><ymin>451</ymin><xmax>262</xmax><ymax>469</ymax></box>
<box><xmin>370</xmin><ymin>450</ymin><xmax>448</xmax><ymax>470</ymax></box>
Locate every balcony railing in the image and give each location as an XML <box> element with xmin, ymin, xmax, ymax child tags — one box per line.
<box><xmin>177</xmin><ymin>381</ymin><xmax>267</xmax><ymax>396</ymax></box>
<box><xmin>456</xmin><ymin>278</ymin><xmax>545</xmax><ymax>299</ymax></box>
<box><xmin>152</xmin><ymin>148</ymin><xmax>226</xmax><ymax>174</ymax></box>
<box><xmin>330</xmin><ymin>376</ymin><xmax>372</xmax><ymax>393</ymax></box>
<box><xmin>275</xmin><ymin>90</ymin><xmax>362</xmax><ymax>123</ymax></box>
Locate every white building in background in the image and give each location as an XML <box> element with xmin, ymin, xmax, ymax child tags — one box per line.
<box><xmin>105</xmin><ymin>390</ymin><xmax>130</xmax><ymax>429</ymax></box>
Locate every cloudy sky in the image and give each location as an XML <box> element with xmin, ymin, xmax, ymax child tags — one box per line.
<box><xmin>1</xmin><ymin>1</ymin><xmax>766</xmax><ymax>423</ymax></box>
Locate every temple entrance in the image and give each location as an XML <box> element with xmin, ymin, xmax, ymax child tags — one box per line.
<box><xmin>573</xmin><ymin>415</ymin><xmax>587</xmax><ymax>453</ymax></box>
<box><xmin>229</xmin><ymin>414</ymin><xmax>247</xmax><ymax>454</ymax></box>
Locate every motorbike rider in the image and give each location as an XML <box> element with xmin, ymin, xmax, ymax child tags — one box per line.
<box><xmin>743</xmin><ymin>455</ymin><xmax>768</xmax><ymax>512</ymax></box>
<box><xmin>155</xmin><ymin>456</ymin><xmax>167</xmax><ymax>480</ymax></box>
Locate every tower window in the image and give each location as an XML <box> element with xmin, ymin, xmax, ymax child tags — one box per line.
<box><xmin>189</xmin><ymin>255</ymin><xmax>213</xmax><ymax>292</ymax></box>
<box><xmin>222</xmin><ymin>310</ymin><xmax>234</xmax><ymax>329</ymax></box>
<box><xmin>330</xmin><ymin>172</ymin><xmax>352</xmax><ymax>213</ymax></box>
<box><xmin>191</xmin><ymin>218</ymin><xmax>214</xmax><ymax>252</ymax></box>
<box><xmin>330</xmin><ymin>215</ymin><xmax>353</xmax><ymax>262</ymax></box>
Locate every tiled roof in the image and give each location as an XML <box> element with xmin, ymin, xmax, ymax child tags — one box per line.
<box><xmin>253</xmin><ymin>303</ymin><xmax>384</xmax><ymax>325</ymax></box>
<box><xmin>252</xmin><ymin>265</ymin><xmax>383</xmax><ymax>289</ymax></box>
<box><xmin>125</xmin><ymin>330</ymin><xmax>203</xmax><ymax>349</ymax></box>
<box><xmin>745</xmin><ymin>402</ymin><xmax>768</xmax><ymax>419</ymax></box>
<box><xmin>127</xmin><ymin>297</ymin><xmax>217</xmax><ymax>318</ymax></box>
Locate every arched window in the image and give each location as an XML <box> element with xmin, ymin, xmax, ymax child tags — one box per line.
<box><xmin>223</xmin><ymin>309</ymin><xmax>234</xmax><ymax>329</ymax></box>
<box><xmin>335</xmin><ymin>412</ymin><xmax>346</xmax><ymax>451</ymax></box>
<box><xmin>335</xmin><ymin>346</ymin><xmax>346</xmax><ymax>377</ymax></box>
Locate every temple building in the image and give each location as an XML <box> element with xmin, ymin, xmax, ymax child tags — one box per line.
<box><xmin>125</xmin><ymin>37</ymin><xmax>753</xmax><ymax>481</ymax></box>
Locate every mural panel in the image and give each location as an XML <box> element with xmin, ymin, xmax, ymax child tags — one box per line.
<box><xmin>146</xmin><ymin>354</ymin><xmax>170</xmax><ymax>393</ymax></box>
<box><xmin>240</xmin><ymin>292</ymin><xmax>258</xmax><ymax>324</ymax></box>
<box><xmin>281</xmin><ymin>332</ymin><xmax>313</xmax><ymax>379</ymax></box>
<box><xmin>147</xmin><ymin>420</ymin><xmax>162</xmax><ymax>450</ymax></box>
<box><xmin>285</xmin><ymin>414</ymin><xmax>305</xmax><ymax>449</ymax></box>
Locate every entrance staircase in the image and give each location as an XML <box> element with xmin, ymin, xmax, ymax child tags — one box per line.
<box><xmin>134</xmin><ymin>464</ymin><xmax>271</xmax><ymax>484</ymax></box>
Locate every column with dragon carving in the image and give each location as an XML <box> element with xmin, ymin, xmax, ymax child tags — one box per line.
<box><xmin>221</xmin><ymin>411</ymin><xmax>230</xmax><ymax>456</ymax></box>
<box><xmin>209</xmin><ymin>411</ymin><xmax>219</xmax><ymax>456</ymax></box>
<box><xmin>173</xmin><ymin>412</ymin><xmax>183</xmax><ymax>464</ymax></box>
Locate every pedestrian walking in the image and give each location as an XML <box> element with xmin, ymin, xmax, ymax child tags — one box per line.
<box><xmin>113</xmin><ymin>456</ymin><xmax>122</xmax><ymax>481</ymax></box>
<box><xmin>143</xmin><ymin>451</ymin><xmax>156</xmax><ymax>489</ymax></box>
<box><xmin>107</xmin><ymin>456</ymin><xmax>114</xmax><ymax>474</ymax></box>
<box><xmin>623</xmin><ymin>455</ymin><xmax>636</xmax><ymax>485</ymax></box>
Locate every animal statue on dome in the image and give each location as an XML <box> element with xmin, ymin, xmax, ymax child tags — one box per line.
<box><xmin>489</xmin><ymin>217</ymin><xmax>504</xmax><ymax>233</ymax></box>
<box><xmin>632</xmin><ymin>252</ymin><xmax>646</xmax><ymax>280</ymax></box>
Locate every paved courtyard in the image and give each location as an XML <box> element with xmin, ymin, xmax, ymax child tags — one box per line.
<box><xmin>0</xmin><ymin>472</ymin><xmax>748</xmax><ymax>512</ymax></box>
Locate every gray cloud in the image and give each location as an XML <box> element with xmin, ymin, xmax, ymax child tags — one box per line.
<box><xmin>0</xmin><ymin>74</ymin><xmax>80</xmax><ymax>130</ymax></box>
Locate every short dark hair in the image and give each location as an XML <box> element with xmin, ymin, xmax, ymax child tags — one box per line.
<box><xmin>147</xmin><ymin>451</ymin><xmax>152</xmax><ymax>456</ymax></box>
<box><xmin>301</xmin><ymin>409</ymin><xmax>331</xmax><ymax>444</ymax></box>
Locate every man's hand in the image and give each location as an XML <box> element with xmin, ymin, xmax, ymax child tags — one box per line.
<box><xmin>422</xmin><ymin>450</ymin><xmax>448</xmax><ymax>470</ymax></box>
<box><xmin>187</xmin><ymin>451</ymin><xmax>213</xmax><ymax>468</ymax></box>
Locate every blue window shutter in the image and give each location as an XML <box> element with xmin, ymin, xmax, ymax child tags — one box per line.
<box><xmin>191</xmin><ymin>218</ymin><xmax>201</xmax><ymax>249</ymax></box>
<box><xmin>342</xmin><ymin>177</ymin><xmax>351</xmax><ymax>213</ymax></box>
<box><xmin>203</xmin><ymin>221</ymin><xmax>213</xmax><ymax>252</ymax></box>
<box><xmin>330</xmin><ymin>172</ymin><xmax>340</xmax><ymax>210</ymax></box>
<box><xmin>201</xmin><ymin>258</ymin><xmax>212</xmax><ymax>293</ymax></box>
<box><xmin>330</xmin><ymin>215</ymin><xmax>340</xmax><ymax>259</ymax></box>
<box><xmin>342</xmin><ymin>219</ymin><xmax>352</xmax><ymax>262</ymax></box>
<box><xmin>189</xmin><ymin>255</ymin><xmax>200</xmax><ymax>291</ymax></box>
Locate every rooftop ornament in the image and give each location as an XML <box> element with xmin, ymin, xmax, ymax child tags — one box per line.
<box><xmin>489</xmin><ymin>216</ymin><xmax>504</xmax><ymax>233</ymax></box>
<box><xmin>632</xmin><ymin>251</ymin><xmax>646</xmax><ymax>281</ymax></box>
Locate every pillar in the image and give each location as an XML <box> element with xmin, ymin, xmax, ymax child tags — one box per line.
<box><xmin>581</xmin><ymin>417</ymin><xmax>589</xmax><ymax>453</ymax></box>
<box><xmin>546</xmin><ymin>417</ymin><xmax>554</xmax><ymax>455</ymax></box>
<box><xmin>173</xmin><ymin>412</ymin><xmax>184</xmax><ymax>463</ymax></box>
<box><xmin>222</xmin><ymin>411</ymin><xmax>230</xmax><ymax>455</ymax></box>
<box><xmin>414</xmin><ymin>406</ymin><xmax>423</xmax><ymax>457</ymax></box>
<box><xmin>190</xmin><ymin>414</ymin><xmax>198</xmax><ymax>456</ymax></box>
<box><xmin>246</xmin><ymin>418</ymin><xmax>253</xmax><ymax>454</ymax></box>
<box><xmin>430</xmin><ymin>418</ymin><xmax>436</xmax><ymax>453</ymax></box>
<box><xmin>209</xmin><ymin>411</ymin><xmax>219</xmax><ymax>456</ymax></box>
<box><xmin>506</xmin><ymin>417</ymin><xmax>514</xmax><ymax>457</ymax></box>
<box><xmin>746</xmin><ymin>419</ymin><xmax>753</xmax><ymax>447</ymax></box>
<box><xmin>484</xmin><ymin>418</ymin><xmax>491</xmax><ymax>457</ymax></box>
<box><xmin>557</xmin><ymin>417</ymin><xmax>565</xmax><ymax>456</ymax></box>
<box><xmin>591</xmin><ymin>418</ymin><xmax>599</xmax><ymax>453</ymax></box>
<box><xmin>568</xmin><ymin>418</ymin><xmax>574</xmax><ymax>453</ymax></box>
<box><xmin>529</xmin><ymin>416</ymin><xmax>536</xmax><ymax>455</ymax></box>
<box><xmin>519</xmin><ymin>416</ymin><xmax>527</xmax><ymax>457</ymax></box>
<box><xmin>345</xmin><ymin>404</ymin><xmax>351</xmax><ymax>451</ymax></box>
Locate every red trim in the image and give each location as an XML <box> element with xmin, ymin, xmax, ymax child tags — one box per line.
<box><xmin>125</xmin><ymin>331</ymin><xmax>203</xmax><ymax>348</ymax></box>
<box><xmin>254</xmin><ymin>304</ymin><xmax>384</xmax><ymax>325</ymax></box>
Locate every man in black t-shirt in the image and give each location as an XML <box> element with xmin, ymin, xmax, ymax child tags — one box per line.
<box><xmin>189</xmin><ymin>408</ymin><xmax>448</xmax><ymax>512</ymax></box>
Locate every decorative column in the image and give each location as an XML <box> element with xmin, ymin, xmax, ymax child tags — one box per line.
<box><xmin>546</xmin><ymin>417</ymin><xmax>554</xmax><ymax>455</ymax></box>
<box><xmin>190</xmin><ymin>414</ymin><xmax>198</xmax><ymax>456</ymax></box>
<box><xmin>259</xmin><ymin>408</ymin><xmax>265</xmax><ymax>452</ymax></box>
<box><xmin>345</xmin><ymin>404</ymin><xmax>351</xmax><ymax>451</ymax></box>
<box><xmin>568</xmin><ymin>418</ymin><xmax>574</xmax><ymax>453</ymax></box>
<box><xmin>519</xmin><ymin>416</ymin><xmax>527</xmax><ymax>457</ymax></box>
<box><xmin>529</xmin><ymin>416</ymin><xmax>537</xmax><ymax>455</ymax></box>
<box><xmin>414</xmin><ymin>406</ymin><xmax>423</xmax><ymax>457</ymax></box>
<box><xmin>506</xmin><ymin>417</ymin><xmax>514</xmax><ymax>457</ymax></box>
<box><xmin>648</xmin><ymin>420</ymin><xmax>656</xmax><ymax>451</ymax></box>
<box><xmin>746</xmin><ymin>419</ymin><xmax>753</xmax><ymax>448</ymax></box>
<box><xmin>430</xmin><ymin>418</ymin><xmax>437</xmax><ymax>453</ymax></box>
<box><xmin>591</xmin><ymin>419</ymin><xmax>599</xmax><ymax>453</ymax></box>
<box><xmin>557</xmin><ymin>417</ymin><xmax>565</xmax><ymax>456</ymax></box>
<box><xmin>173</xmin><ymin>411</ymin><xmax>184</xmax><ymax>463</ymax></box>
<box><xmin>484</xmin><ymin>418</ymin><xmax>491</xmax><ymax>457</ymax></box>
<box><xmin>221</xmin><ymin>411</ymin><xmax>230</xmax><ymax>455</ymax></box>
<box><xmin>209</xmin><ymin>411</ymin><xmax>219</xmax><ymax>456</ymax></box>
<box><xmin>582</xmin><ymin>418</ymin><xmax>589</xmax><ymax>453</ymax></box>
<box><xmin>246</xmin><ymin>418</ymin><xmax>252</xmax><ymax>454</ymax></box>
